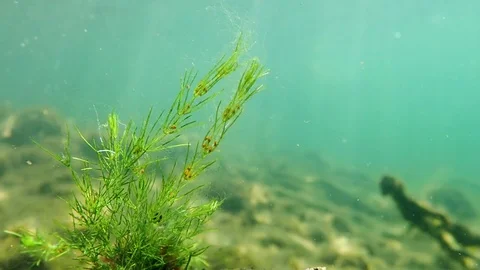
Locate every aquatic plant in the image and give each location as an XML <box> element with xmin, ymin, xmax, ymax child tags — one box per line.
<box><xmin>4</xmin><ymin>35</ymin><xmax>268</xmax><ymax>269</ymax></box>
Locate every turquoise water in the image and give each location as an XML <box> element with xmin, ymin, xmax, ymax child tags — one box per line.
<box><xmin>1</xmin><ymin>1</ymin><xmax>480</xmax><ymax>193</ymax></box>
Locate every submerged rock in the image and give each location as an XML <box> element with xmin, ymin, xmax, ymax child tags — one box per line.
<box><xmin>0</xmin><ymin>107</ymin><xmax>63</xmax><ymax>146</ymax></box>
<box><xmin>428</xmin><ymin>187</ymin><xmax>477</xmax><ymax>221</ymax></box>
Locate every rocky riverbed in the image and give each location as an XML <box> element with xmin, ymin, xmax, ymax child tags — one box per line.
<box><xmin>0</xmin><ymin>104</ymin><xmax>478</xmax><ymax>270</ymax></box>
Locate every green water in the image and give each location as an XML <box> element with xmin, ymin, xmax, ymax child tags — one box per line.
<box><xmin>2</xmin><ymin>1</ymin><xmax>479</xmax><ymax>186</ymax></box>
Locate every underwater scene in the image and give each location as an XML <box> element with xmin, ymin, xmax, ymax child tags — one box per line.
<box><xmin>1</xmin><ymin>1</ymin><xmax>479</xmax><ymax>269</ymax></box>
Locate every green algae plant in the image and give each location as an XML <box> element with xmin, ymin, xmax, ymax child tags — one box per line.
<box><xmin>4</xmin><ymin>35</ymin><xmax>268</xmax><ymax>269</ymax></box>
